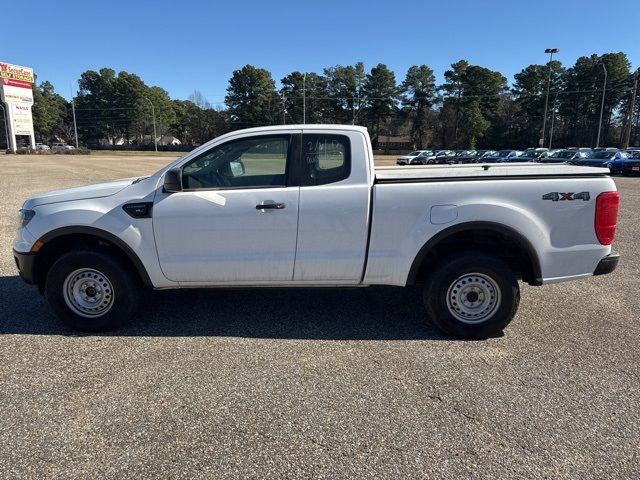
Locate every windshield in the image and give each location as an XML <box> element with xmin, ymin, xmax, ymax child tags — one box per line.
<box><xmin>407</xmin><ymin>151</ymin><xmax>421</xmax><ymax>156</ymax></box>
<box><xmin>498</xmin><ymin>150</ymin><xmax>514</xmax><ymax>156</ymax></box>
<box><xmin>585</xmin><ymin>151</ymin><xmax>616</xmax><ymax>159</ymax></box>
<box><xmin>418</xmin><ymin>150</ymin><xmax>435</xmax><ymax>156</ymax></box>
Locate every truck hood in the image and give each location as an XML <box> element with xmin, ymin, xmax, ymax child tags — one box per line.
<box><xmin>24</xmin><ymin>177</ymin><xmax>138</xmax><ymax>208</ymax></box>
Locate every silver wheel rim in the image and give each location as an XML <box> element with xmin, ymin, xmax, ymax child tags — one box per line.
<box><xmin>446</xmin><ymin>273</ymin><xmax>501</xmax><ymax>324</ymax></box>
<box><xmin>63</xmin><ymin>268</ymin><xmax>114</xmax><ymax>318</ymax></box>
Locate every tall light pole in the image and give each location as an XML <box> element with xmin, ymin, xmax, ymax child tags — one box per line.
<box><xmin>623</xmin><ymin>72</ymin><xmax>638</xmax><ymax>149</ymax></box>
<box><xmin>596</xmin><ymin>63</ymin><xmax>608</xmax><ymax>148</ymax></box>
<box><xmin>120</xmin><ymin>77</ymin><xmax>157</xmax><ymax>151</ymax></box>
<box><xmin>128</xmin><ymin>94</ymin><xmax>157</xmax><ymax>151</ymax></box>
<box><xmin>541</xmin><ymin>48</ymin><xmax>559</xmax><ymax>147</ymax></box>
<box><xmin>549</xmin><ymin>91</ymin><xmax>559</xmax><ymax>149</ymax></box>
<box><xmin>0</xmin><ymin>103</ymin><xmax>10</xmax><ymax>152</ymax></box>
<box><xmin>144</xmin><ymin>97</ymin><xmax>158</xmax><ymax>152</ymax></box>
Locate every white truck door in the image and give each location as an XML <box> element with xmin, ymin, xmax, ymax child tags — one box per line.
<box><xmin>293</xmin><ymin>130</ymin><xmax>371</xmax><ymax>283</ymax></box>
<box><xmin>153</xmin><ymin>133</ymin><xmax>300</xmax><ymax>283</ymax></box>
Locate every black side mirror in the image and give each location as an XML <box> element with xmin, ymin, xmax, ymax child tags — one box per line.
<box><xmin>163</xmin><ymin>168</ymin><xmax>182</xmax><ymax>193</ymax></box>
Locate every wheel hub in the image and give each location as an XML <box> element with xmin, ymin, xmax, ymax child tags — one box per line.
<box><xmin>63</xmin><ymin>269</ymin><xmax>114</xmax><ymax>318</ymax></box>
<box><xmin>446</xmin><ymin>273</ymin><xmax>501</xmax><ymax>324</ymax></box>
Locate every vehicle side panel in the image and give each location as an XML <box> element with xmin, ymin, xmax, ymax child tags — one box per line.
<box><xmin>364</xmin><ymin>176</ymin><xmax>616</xmax><ymax>286</ymax></box>
<box><xmin>294</xmin><ymin>130</ymin><xmax>372</xmax><ymax>282</ymax></box>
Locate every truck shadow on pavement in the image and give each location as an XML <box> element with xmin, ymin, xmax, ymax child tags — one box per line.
<box><xmin>0</xmin><ymin>275</ymin><xmax>456</xmax><ymax>340</ymax></box>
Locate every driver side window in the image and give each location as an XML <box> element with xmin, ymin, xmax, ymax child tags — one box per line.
<box><xmin>182</xmin><ymin>135</ymin><xmax>290</xmax><ymax>190</ymax></box>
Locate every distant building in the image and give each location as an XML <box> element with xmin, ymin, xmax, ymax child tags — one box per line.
<box><xmin>373</xmin><ymin>134</ymin><xmax>414</xmax><ymax>150</ymax></box>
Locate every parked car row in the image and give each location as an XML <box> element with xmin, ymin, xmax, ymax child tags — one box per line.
<box><xmin>396</xmin><ymin>146</ymin><xmax>640</xmax><ymax>175</ymax></box>
<box><xmin>34</xmin><ymin>142</ymin><xmax>76</xmax><ymax>151</ymax></box>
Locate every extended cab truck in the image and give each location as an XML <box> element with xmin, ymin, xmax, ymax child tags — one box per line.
<box><xmin>13</xmin><ymin>125</ymin><xmax>620</xmax><ymax>338</ymax></box>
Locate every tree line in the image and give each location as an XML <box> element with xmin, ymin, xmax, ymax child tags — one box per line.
<box><xmin>6</xmin><ymin>52</ymin><xmax>640</xmax><ymax>150</ymax></box>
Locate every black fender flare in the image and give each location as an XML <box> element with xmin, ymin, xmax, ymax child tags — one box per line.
<box><xmin>34</xmin><ymin>225</ymin><xmax>153</xmax><ymax>287</ymax></box>
<box><xmin>406</xmin><ymin>221</ymin><xmax>542</xmax><ymax>286</ymax></box>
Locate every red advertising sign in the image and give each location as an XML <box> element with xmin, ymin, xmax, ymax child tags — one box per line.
<box><xmin>1</xmin><ymin>78</ymin><xmax>32</xmax><ymax>89</ymax></box>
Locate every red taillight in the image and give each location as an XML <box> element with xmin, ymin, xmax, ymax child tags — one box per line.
<box><xmin>595</xmin><ymin>191</ymin><xmax>620</xmax><ymax>245</ymax></box>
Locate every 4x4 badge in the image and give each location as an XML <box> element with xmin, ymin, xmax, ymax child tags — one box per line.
<box><xmin>543</xmin><ymin>192</ymin><xmax>590</xmax><ymax>202</ymax></box>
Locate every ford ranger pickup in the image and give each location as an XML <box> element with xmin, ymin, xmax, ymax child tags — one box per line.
<box><xmin>13</xmin><ymin>125</ymin><xmax>620</xmax><ymax>338</ymax></box>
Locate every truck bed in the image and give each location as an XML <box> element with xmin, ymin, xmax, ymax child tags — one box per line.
<box><xmin>375</xmin><ymin>163</ymin><xmax>609</xmax><ymax>183</ymax></box>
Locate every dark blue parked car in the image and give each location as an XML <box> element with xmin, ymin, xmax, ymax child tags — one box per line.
<box><xmin>482</xmin><ymin>150</ymin><xmax>523</xmax><ymax>163</ymax></box>
<box><xmin>570</xmin><ymin>150</ymin><xmax>628</xmax><ymax>174</ymax></box>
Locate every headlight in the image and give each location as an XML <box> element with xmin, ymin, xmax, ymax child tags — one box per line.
<box><xmin>18</xmin><ymin>209</ymin><xmax>35</xmax><ymax>227</ymax></box>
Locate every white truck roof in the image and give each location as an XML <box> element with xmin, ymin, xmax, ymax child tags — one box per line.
<box><xmin>223</xmin><ymin>124</ymin><xmax>369</xmax><ymax>134</ymax></box>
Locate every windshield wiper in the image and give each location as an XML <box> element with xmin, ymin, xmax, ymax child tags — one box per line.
<box><xmin>132</xmin><ymin>176</ymin><xmax>149</xmax><ymax>184</ymax></box>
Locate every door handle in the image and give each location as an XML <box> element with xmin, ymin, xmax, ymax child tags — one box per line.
<box><xmin>256</xmin><ymin>202</ymin><xmax>286</xmax><ymax>210</ymax></box>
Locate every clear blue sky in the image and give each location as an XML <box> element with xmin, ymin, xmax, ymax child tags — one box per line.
<box><xmin>2</xmin><ymin>0</ymin><xmax>638</xmax><ymax>104</ymax></box>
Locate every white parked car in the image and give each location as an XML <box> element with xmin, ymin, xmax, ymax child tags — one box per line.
<box><xmin>13</xmin><ymin>125</ymin><xmax>620</xmax><ymax>338</ymax></box>
<box><xmin>51</xmin><ymin>143</ymin><xmax>75</xmax><ymax>151</ymax></box>
<box><xmin>396</xmin><ymin>150</ymin><xmax>434</xmax><ymax>165</ymax></box>
<box><xmin>35</xmin><ymin>143</ymin><xmax>50</xmax><ymax>151</ymax></box>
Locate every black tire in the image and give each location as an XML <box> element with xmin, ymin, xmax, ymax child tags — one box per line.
<box><xmin>422</xmin><ymin>253</ymin><xmax>520</xmax><ymax>339</ymax></box>
<box><xmin>45</xmin><ymin>248</ymin><xmax>140</xmax><ymax>331</ymax></box>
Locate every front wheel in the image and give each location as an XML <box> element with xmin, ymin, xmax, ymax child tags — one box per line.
<box><xmin>45</xmin><ymin>249</ymin><xmax>140</xmax><ymax>331</ymax></box>
<box><xmin>423</xmin><ymin>253</ymin><xmax>520</xmax><ymax>339</ymax></box>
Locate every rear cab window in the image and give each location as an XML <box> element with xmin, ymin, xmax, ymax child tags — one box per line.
<box><xmin>300</xmin><ymin>134</ymin><xmax>351</xmax><ymax>186</ymax></box>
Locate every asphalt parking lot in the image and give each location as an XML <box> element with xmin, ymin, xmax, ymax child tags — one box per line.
<box><xmin>0</xmin><ymin>153</ymin><xmax>638</xmax><ymax>479</ymax></box>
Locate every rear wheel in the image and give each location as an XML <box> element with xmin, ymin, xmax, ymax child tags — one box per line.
<box><xmin>45</xmin><ymin>249</ymin><xmax>140</xmax><ymax>331</ymax></box>
<box><xmin>423</xmin><ymin>253</ymin><xmax>520</xmax><ymax>339</ymax></box>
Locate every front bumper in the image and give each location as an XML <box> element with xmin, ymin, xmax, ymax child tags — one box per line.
<box><xmin>13</xmin><ymin>249</ymin><xmax>36</xmax><ymax>284</ymax></box>
<box><xmin>593</xmin><ymin>253</ymin><xmax>619</xmax><ymax>276</ymax></box>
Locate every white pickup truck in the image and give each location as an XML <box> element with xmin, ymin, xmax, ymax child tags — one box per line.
<box><xmin>13</xmin><ymin>125</ymin><xmax>620</xmax><ymax>338</ymax></box>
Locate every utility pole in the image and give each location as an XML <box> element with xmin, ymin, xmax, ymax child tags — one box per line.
<box><xmin>541</xmin><ymin>48</ymin><xmax>559</xmax><ymax>147</ymax></box>
<box><xmin>280</xmin><ymin>92</ymin><xmax>286</xmax><ymax>125</ymax></box>
<box><xmin>71</xmin><ymin>99</ymin><xmax>79</xmax><ymax>148</ymax></box>
<box><xmin>0</xmin><ymin>103</ymin><xmax>10</xmax><ymax>152</ymax></box>
<box><xmin>302</xmin><ymin>73</ymin><xmax>306</xmax><ymax>125</ymax></box>
<box><xmin>70</xmin><ymin>84</ymin><xmax>79</xmax><ymax>148</ymax></box>
<box><xmin>623</xmin><ymin>72</ymin><xmax>638</xmax><ymax>149</ymax></box>
<box><xmin>596</xmin><ymin>63</ymin><xmax>608</xmax><ymax>148</ymax></box>
<box><xmin>352</xmin><ymin>97</ymin><xmax>355</xmax><ymax>125</ymax></box>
